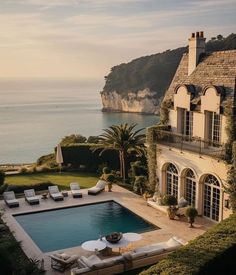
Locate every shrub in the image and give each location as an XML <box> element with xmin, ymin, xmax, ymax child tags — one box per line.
<box><xmin>162</xmin><ymin>194</ymin><xmax>177</xmax><ymax>206</ymax></box>
<box><xmin>131</xmin><ymin>161</ymin><xmax>147</xmax><ymax>178</ymax></box>
<box><xmin>106</xmin><ymin>174</ymin><xmax>115</xmax><ymax>183</ymax></box>
<box><xmin>133</xmin><ymin>176</ymin><xmax>147</xmax><ymax>195</ymax></box>
<box><xmin>87</xmin><ymin>136</ymin><xmax>99</xmax><ymax>143</ymax></box>
<box><xmin>186</xmin><ymin>207</ymin><xmax>198</xmax><ymax>218</ymax></box>
<box><xmin>7</xmin><ymin>182</ymin><xmax>54</xmax><ymax>193</ymax></box>
<box><xmin>0</xmin><ymin>171</ymin><xmax>5</xmax><ymax>185</ymax></box>
<box><xmin>37</xmin><ymin>153</ymin><xmax>55</xmax><ymax>166</ymax></box>
<box><xmin>0</xmin><ymin>183</ymin><xmax>8</xmax><ymax>195</ymax></box>
<box><xmin>61</xmin><ymin>134</ymin><xmax>87</xmax><ymax>145</ymax></box>
<box><xmin>140</xmin><ymin>213</ymin><xmax>236</xmax><ymax>275</ymax></box>
<box><xmin>19</xmin><ymin>167</ymin><xmax>27</xmax><ymax>174</ymax></box>
<box><xmin>103</xmin><ymin>167</ymin><xmax>110</xmax><ymax>174</ymax></box>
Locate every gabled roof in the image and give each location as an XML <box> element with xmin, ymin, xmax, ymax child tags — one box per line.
<box><xmin>164</xmin><ymin>50</ymin><xmax>236</xmax><ymax>104</ymax></box>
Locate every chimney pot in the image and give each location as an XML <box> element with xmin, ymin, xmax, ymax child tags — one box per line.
<box><xmin>191</xmin><ymin>32</ymin><xmax>195</xmax><ymax>38</ymax></box>
<box><xmin>200</xmin><ymin>31</ymin><xmax>204</xmax><ymax>38</ymax></box>
<box><xmin>196</xmin><ymin>31</ymin><xmax>200</xmax><ymax>37</ymax></box>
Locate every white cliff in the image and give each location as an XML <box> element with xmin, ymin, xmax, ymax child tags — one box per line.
<box><xmin>101</xmin><ymin>89</ymin><xmax>160</xmax><ymax>114</ymax></box>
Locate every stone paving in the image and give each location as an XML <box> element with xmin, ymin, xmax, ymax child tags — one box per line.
<box><xmin>0</xmin><ymin>185</ymin><xmax>214</xmax><ymax>275</ymax></box>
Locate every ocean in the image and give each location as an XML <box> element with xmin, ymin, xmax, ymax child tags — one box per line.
<box><xmin>0</xmin><ymin>79</ymin><xmax>159</xmax><ymax>164</ymax></box>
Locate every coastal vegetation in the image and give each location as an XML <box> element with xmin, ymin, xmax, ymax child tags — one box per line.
<box><xmin>102</xmin><ymin>33</ymin><xmax>236</xmax><ymax>108</ymax></box>
<box><xmin>95</xmin><ymin>123</ymin><xmax>146</xmax><ymax>182</ymax></box>
<box><xmin>140</xmin><ymin>213</ymin><xmax>236</xmax><ymax>275</ymax></box>
<box><xmin>0</xmin><ymin>216</ymin><xmax>45</xmax><ymax>274</ymax></box>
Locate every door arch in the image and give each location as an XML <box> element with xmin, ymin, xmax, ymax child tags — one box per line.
<box><xmin>203</xmin><ymin>174</ymin><xmax>221</xmax><ymax>221</ymax></box>
<box><xmin>184</xmin><ymin>169</ymin><xmax>196</xmax><ymax>207</ymax></box>
<box><xmin>166</xmin><ymin>163</ymin><xmax>179</xmax><ymax>198</ymax></box>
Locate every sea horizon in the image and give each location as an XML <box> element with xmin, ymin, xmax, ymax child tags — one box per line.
<box><xmin>0</xmin><ymin>78</ymin><xmax>158</xmax><ymax>164</ymax></box>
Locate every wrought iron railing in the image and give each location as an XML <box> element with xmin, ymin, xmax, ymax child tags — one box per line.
<box><xmin>153</xmin><ymin>129</ymin><xmax>226</xmax><ymax>159</ymax></box>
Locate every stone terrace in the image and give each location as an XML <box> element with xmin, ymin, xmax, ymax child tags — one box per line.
<box><xmin>0</xmin><ymin>185</ymin><xmax>214</xmax><ymax>275</ymax></box>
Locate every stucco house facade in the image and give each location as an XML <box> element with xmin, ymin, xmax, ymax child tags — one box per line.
<box><xmin>147</xmin><ymin>32</ymin><xmax>236</xmax><ymax>222</ymax></box>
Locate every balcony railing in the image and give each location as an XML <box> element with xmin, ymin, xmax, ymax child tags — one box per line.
<box><xmin>153</xmin><ymin>129</ymin><xmax>226</xmax><ymax>159</ymax></box>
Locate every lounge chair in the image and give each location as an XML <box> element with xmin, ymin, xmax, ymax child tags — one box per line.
<box><xmin>88</xmin><ymin>180</ymin><xmax>106</xmax><ymax>195</ymax></box>
<box><xmin>3</xmin><ymin>191</ymin><xmax>19</xmax><ymax>208</ymax></box>
<box><xmin>70</xmin><ymin>182</ymin><xmax>82</xmax><ymax>198</ymax></box>
<box><xmin>48</xmin><ymin>185</ymin><xmax>64</xmax><ymax>201</ymax></box>
<box><xmin>24</xmin><ymin>189</ymin><xmax>40</xmax><ymax>205</ymax></box>
<box><xmin>50</xmin><ymin>252</ymin><xmax>78</xmax><ymax>272</ymax></box>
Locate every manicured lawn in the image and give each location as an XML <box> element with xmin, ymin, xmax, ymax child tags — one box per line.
<box><xmin>5</xmin><ymin>172</ymin><xmax>98</xmax><ymax>189</ymax></box>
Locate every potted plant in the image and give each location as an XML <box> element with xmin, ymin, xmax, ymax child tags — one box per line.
<box><xmin>186</xmin><ymin>207</ymin><xmax>198</xmax><ymax>227</ymax></box>
<box><xmin>162</xmin><ymin>195</ymin><xmax>178</xmax><ymax>220</ymax></box>
<box><xmin>106</xmin><ymin>174</ymin><xmax>115</xmax><ymax>192</ymax></box>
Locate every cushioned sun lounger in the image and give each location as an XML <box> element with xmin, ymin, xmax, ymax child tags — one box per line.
<box><xmin>88</xmin><ymin>180</ymin><xmax>106</xmax><ymax>195</ymax></box>
<box><xmin>3</xmin><ymin>191</ymin><xmax>19</xmax><ymax>208</ymax></box>
<box><xmin>70</xmin><ymin>182</ymin><xmax>83</xmax><ymax>198</ymax></box>
<box><xmin>48</xmin><ymin>185</ymin><xmax>64</xmax><ymax>201</ymax></box>
<box><xmin>24</xmin><ymin>189</ymin><xmax>40</xmax><ymax>205</ymax></box>
<box><xmin>50</xmin><ymin>252</ymin><xmax>78</xmax><ymax>272</ymax></box>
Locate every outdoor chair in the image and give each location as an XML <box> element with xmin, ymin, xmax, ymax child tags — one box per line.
<box><xmin>3</xmin><ymin>191</ymin><xmax>19</xmax><ymax>208</ymax></box>
<box><xmin>50</xmin><ymin>252</ymin><xmax>78</xmax><ymax>272</ymax></box>
<box><xmin>48</xmin><ymin>185</ymin><xmax>64</xmax><ymax>201</ymax></box>
<box><xmin>24</xmin><ymin>189</ymin><xmax>40</xmax><ymax>205</ymax></box>
<box><xmin>70</xmin><ymin>182</ymin><xmax>83</xmax><ymax>198</ymax></box>
<box><xmin>88</xmin><ymin>180</ymin><xmax>106</xmax><ymax>195</ymax></box>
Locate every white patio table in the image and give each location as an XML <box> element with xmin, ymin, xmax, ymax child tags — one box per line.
<box><xmin>81</xmin><ymin>240</ymin><xmax>106</xmax><ymax>252</ymax></box>
<box><xmin>101</xmin><ymin>236</ymin><xmax>129</xmax><ymax>252</ymax></box>
<box><xmin>123</xmin><ymin>232</ymin><xmax>142</xmax><ymax>242</ymax></box>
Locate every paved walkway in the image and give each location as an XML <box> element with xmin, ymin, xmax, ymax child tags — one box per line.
<box><xmin>0</xmin><ymin>185</ymin><xmax>214</xmax><ymax>275</ymax></box>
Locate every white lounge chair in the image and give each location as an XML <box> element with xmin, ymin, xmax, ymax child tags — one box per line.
<box><xmin>48</xmin><ymin>185</ymin><xmax>64</xmax><ymax>201</ymax></box>
<box><xmin>70</xmin><ymin>182</ymin><xmax>82</xmax><ymax>198</ymax></box>
<box><xmin>88</xmin><ymin>180</ymin><xmax>106</xmax><ymax>195</ymax></box>
<box><xmin>24</xmin><ymin>189</ymin><xmax>40</xmax><ymax>205</ymax></box>
<box><xmin>50</xmin><ymin>252</ymin><xmax>78</xmax><ymax>272</ymax></box>
<box><xmin>3</xmin><ymin>191</ymin><xmax>19</xmax><ymax>208</ymax></box>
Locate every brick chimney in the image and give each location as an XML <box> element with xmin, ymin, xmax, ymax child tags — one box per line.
<box><xmin>188</xmin><ymin>31</ymin><xmax>206</xmax><ymax>75</ymax></box>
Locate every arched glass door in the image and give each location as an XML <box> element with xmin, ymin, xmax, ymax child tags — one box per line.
<box><xmin>185</xmin><ymin>169</ymin><xmax>196</xmax><ymax>207</ymax></box>
<box><xmin>203</xmin><ymin>174</ymin><xmax>221</xmax><ymax>221</ymax></box>
<box><xmin>166</xmin><ymin>163</ymin><xmax>178</xmax><ymax>198</ymax></box>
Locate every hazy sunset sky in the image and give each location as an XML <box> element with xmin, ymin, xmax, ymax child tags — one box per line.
<box><xmin>1</xmin><ymin>0</ymin><xmax>235</xmax><ymax>80</ymax></box>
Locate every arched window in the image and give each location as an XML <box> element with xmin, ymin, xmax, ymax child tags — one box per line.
<box><xmin>203</xmin><ymin>174</ymin><xmax>221</xmax><ymax>221</ymax></box>
<box><xmin>185</xmin><ymin>169</ymin><xmax>196</xmax><ymax>207</ymax></box>
<box><xmin>166</xmin><ymin>163</ymin><xmax>178</xmax><ymax>198</ymax></box>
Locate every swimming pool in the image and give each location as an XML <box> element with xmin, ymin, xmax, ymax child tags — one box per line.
<box><xmin>14</xmin><ymin>201</ymin><xmax>158</xmax><ymax>252</ymax></box>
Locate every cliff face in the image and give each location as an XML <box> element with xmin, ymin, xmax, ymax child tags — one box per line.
<box><xmin>101</xmin><ymin>89</ymin><xmax>159</xmax><ymax>114</ymax></box>
<box><xmin>100</xmin><ymin>33</ymin><xmax>236</xmax><ymax>114</ymax></box>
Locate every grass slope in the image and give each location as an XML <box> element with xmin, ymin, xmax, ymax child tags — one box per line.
<box><xmin>5</xmin><ymin>172</ymin><xmax>98</xmax><ymax>190</ymax></box>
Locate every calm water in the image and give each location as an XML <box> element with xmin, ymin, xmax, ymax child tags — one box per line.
<box><xmin>0</xmin><ymin>79</ymin><xmax>158</xmax><ymax>164</ymax></box>
<box><xmin>14</xmin><ymin>201</ymin><xmax>157</xmax><ymax>252</ymax></box>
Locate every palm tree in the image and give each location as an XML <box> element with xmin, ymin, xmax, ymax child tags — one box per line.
<box><xmin>96</xmin><ymin>123</ymin><xmax>145</xmax><ymax>182</ymax></box>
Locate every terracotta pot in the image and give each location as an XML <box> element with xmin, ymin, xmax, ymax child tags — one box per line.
<box><xmin>167</xmin><ymin>207</ymin><xmax>177</xmax><ymax>220</ymax></box>
<box><xmin>108</xmin><ymin>183</ymin><xmax>112</xmax><ymax>192</ymax></box>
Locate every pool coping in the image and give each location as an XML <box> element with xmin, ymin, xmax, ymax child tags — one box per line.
<box><xmin>1</xmin><ymin>185</ymin><xmax>214</xmax><ymax>275</ymax></box>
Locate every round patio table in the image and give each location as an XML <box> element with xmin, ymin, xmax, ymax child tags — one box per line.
<box><xmin>81</xmin><ymin>240</ymin><xmax>106</xmax><ymax>252</ymax></box>
<box><xmin>123</xmin><ymin>232</ymin><xmax>142</xmax><ymax>242</ymax></box>
<box><xmin>101</xmin><ymin>237</ymin><xmax>129</xmax><ymax>249</ymax></box>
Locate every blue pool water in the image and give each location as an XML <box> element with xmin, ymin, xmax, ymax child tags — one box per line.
<box><xmin>14</xmin><ymin>201</ymin><xmax>157</xmax><ymax>252</ymax></box>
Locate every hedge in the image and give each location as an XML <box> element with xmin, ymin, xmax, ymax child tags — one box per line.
<box><xmin>140</xmin><ymin>213</ymin><xmax>236</xmax><ymax>275</ymax></box>
<box><xmin>60</xmin><ymin>144</ymin><xmax>120</xmax><ymax>171</ymax></box>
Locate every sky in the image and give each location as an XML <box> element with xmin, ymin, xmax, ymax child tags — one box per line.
<box><xmin>0</xmin><ymin>0</ymin><xmax>235</xmax><ymax>81</ymax></box>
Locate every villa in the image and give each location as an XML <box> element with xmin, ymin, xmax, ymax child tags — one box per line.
<box><xmin>147</xmin><ymin>31</ymin><xmax>236</xmax><ymax>222</ymax></box>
